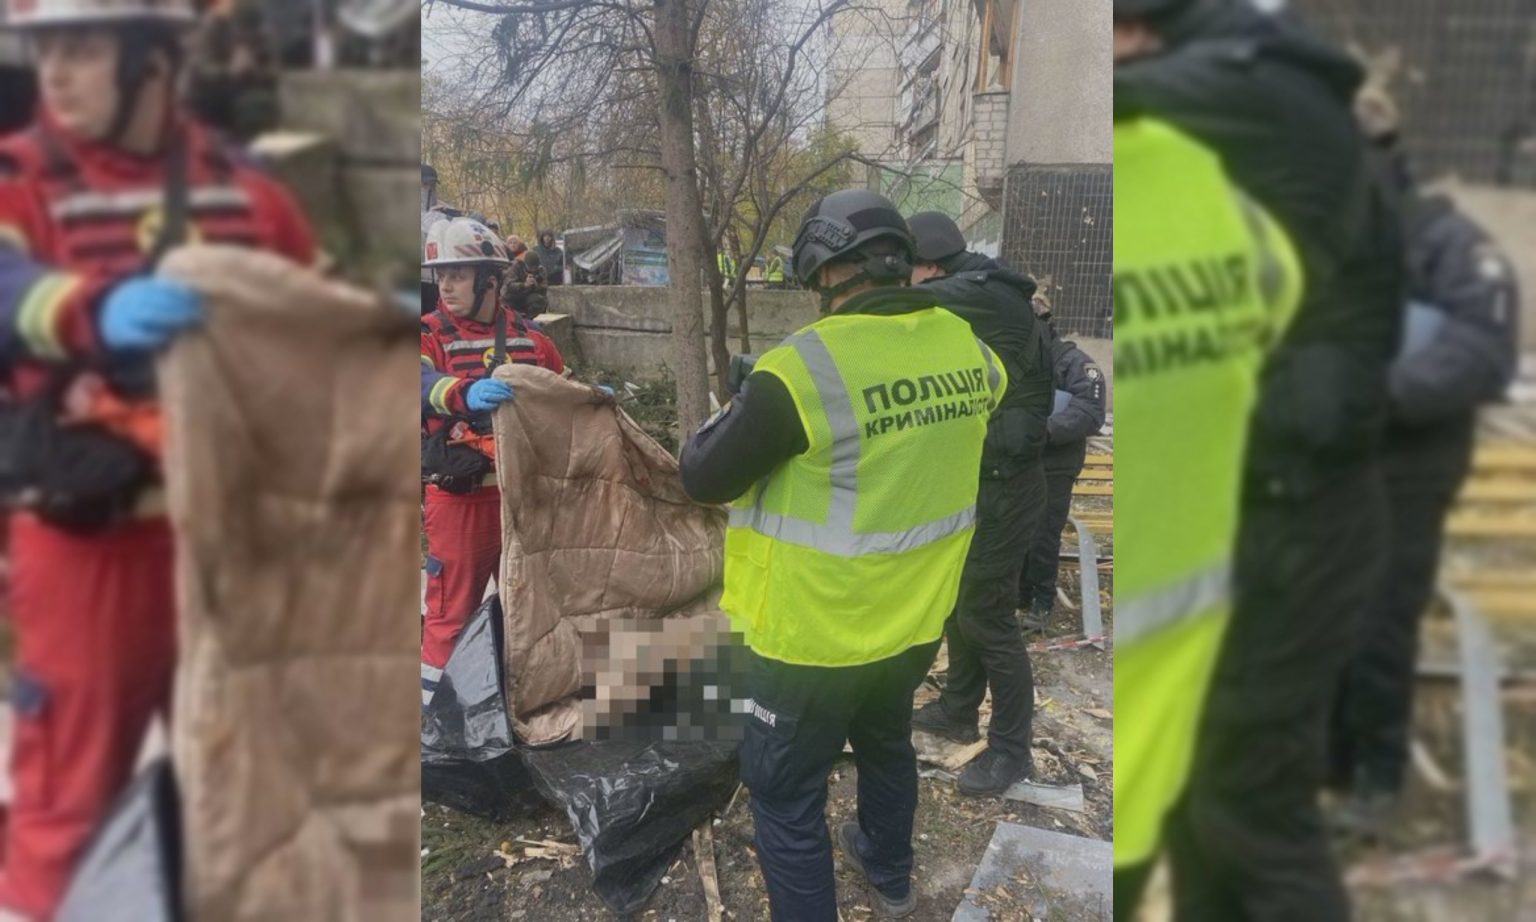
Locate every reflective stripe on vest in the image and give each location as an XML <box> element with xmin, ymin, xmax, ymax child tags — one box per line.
<box><xmin>1116</xmin><ymin>561</ymin><xmax>1231</xmax><ymax>647</ymax></box>
<box><xmin>726</xmin><ymin>328</ymin><xmax>980</xmax><ymax>558</ymax></box>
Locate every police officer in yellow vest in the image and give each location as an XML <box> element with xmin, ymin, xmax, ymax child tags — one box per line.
<box><xmin>764</xmin><ymin>251</ymin><xmax>786</xmax><ymax>288</ymax></box>
<box><xmin>1112</xmin><ymin>101</ymin><xmax>1303</xmax><ymax>917</ymax></box>
<box><xmin>681</xmin><ymin>189</ymin><xmax>1005</xmax><ymax>921</ymax></box>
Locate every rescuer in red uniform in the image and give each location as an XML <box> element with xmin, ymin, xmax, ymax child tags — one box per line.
<box><xmin>420</xmin><ymin>216</ymin><xmax>564</xmax><ymax>707</ymax></box>
<box><xmin>0</xmin><ymin>0</ymin><xmax>315</xmax><ymax>912</ymax></box>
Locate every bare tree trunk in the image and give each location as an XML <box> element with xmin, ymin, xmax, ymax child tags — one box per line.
<box><xmin>702</xmin><ymin>221</ymin><xmax>733</xmax><ymax>398</ymax></box>
<box><xmin>654</xmin><ymin>0</ymin><xmax>712</xmax><ymax>441</ymax></box>
<box><xmin>734</xmin><ymin>285</ymin><xmax>751</xmax><ymax>354</ymax></box>
<box><xmin>709</xmin><ymin>278</ymin><xmax>732</xmax><ymax>398</ymax></box>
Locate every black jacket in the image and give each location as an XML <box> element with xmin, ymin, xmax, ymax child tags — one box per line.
<box><xmin>1391</xmin><ymin>191</ymin><xmax>1519</xmax><ymax>427</ymax></box>
<box><xmin>680</xmin><ymin>285</ymin><xmax>1000</xmax><ymax>504</ymax></box>
<box><xmin>534</xmin><ymin>241</ymin><xmax>565</xmax><ymax>285</ymax></box>
<box><xmin>917</xmin><ymin>252</ymin><xmax>1052</xmax><ymax>473</ymax></box>
<box><xmin>1044</xmin><ymin>327</ymin><xmax>1106</xmax><ymax>471</ymax></box>
<box><xmin>1117</xmin><ymin>4</ymin><xmax>1404</xmax><ymax>484</ymax></box>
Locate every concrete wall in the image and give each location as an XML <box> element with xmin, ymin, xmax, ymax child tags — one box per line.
<box><xmin>271</xmin><ymin>70</ymin><xmax>420</xmax><ymax>284</ymax></box>
<box><xmin>1007</xmin><ymin>0</ymin><xmax>1112</xmax><ymax>166</ymax></box>
<box><xmin>549</xmin><ymin>287</ymin><xmax>822</xmax><ymax>380</ymax></box>
<box><xmin>548</xmin><ymin>286</ymin><xmax>1115</xmax><ymax>409</ymax></box>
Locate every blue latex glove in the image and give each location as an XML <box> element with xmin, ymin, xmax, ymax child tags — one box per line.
<box><xmin>100</xmin><ymin>278</ymin><xmax>204</xmax><ymax>351</ymax></box>
<box><xmin>596</xmin><ymin>385</ymin><xmax>615</xmax><ymax>398</ymax></box>
<box><xmin>467</xmin><ymin>378</ymin><xmax>516</xmax><ymax>411</ymax></box>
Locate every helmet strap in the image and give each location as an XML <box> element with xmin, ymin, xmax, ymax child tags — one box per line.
<box><xmin>107</xmin><ymin>23</ymin><xmax>179</xmax><ymax>149</ymax></box>
<box><xmin>471</xmin><ymin>265</ymin><xmax>502</xmax><ymax>320</ymax></box>
<box><xmin>810</xmin><ymin>251</ymin><xmax>910</xmax><ymax>312</ymax></box>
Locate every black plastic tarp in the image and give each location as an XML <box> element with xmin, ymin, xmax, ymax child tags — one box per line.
<box><xmin>524</xmin><ymin>739</ymin><xmax>740</xmax><ymax>917</ymax></box>
<box><xmin>421</xmin><ymin>595</ymin><xmax>541</xmax><ymax>821</ymax></box>
<box><xmin>423</xmin><ymin>593</ymin><xmax>745</xmax><ymax>916</ymax></box>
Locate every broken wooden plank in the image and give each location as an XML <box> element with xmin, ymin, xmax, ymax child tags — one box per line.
<box><xmin>693</xmin><ymin>824</ymin><xmax>724</xmax><ymax>922</ymax></box>
<box><xmin>1444</xmin><ymin>513</ymin><xmax>1536</xmax><ymax>538</ymax></box>
<box><xmin>1470</xmin><ymin>444</ymin><xmax>1536</xmax><ymax>472</ymax></box>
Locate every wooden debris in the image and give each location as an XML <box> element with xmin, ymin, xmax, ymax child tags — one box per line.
<box><xmin>1410</xmin><ymin>738</ymin><xmax>1455</xmax><ymax>792</ymax></box>
<box><xmin>939</xmin><ymin>739</ymin><xmax>989</xmax><ymax>772</ymax></box>
<box><xmin>694</xmin><ymin>823</ymin><xmax>725</xmax><ymax>922</ymax></box>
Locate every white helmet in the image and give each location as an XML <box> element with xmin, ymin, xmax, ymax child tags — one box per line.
<box><xmin>423</xmin><ymin>216</ymin><xmax>512</xmax><ymax>269</ymax></box>
<box><xmin>3</xmin><ymin>0</ymin><xmax>196</xmax><ymax>29</ymax></box>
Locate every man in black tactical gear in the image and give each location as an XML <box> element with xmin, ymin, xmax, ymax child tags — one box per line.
<box><xmin>1327</xmin><ymin>91</ymin><xmax>1520</xmax><ymax>837</ymax></box>
<box><xmin>1019</xmin><ymin>295</ymin><xmax>1106</xmax><ymax>629</ymax></box>
<box><xmin>1115</xmin><ymin>1</ymin><xmax>1405</xmax><ymax>918</ymax></box>
<box><xmin>901</xmin><ymin>211</ymin><xmax>1052</xmax><ymax>796</ymax></box>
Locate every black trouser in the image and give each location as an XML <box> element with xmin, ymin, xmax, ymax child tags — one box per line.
<box><xmin>740</xmin><ymin>641</ymin><xmax>940</xmax><ymax>922</ymax></box>
<box><xmin>1020</xmin><ymin>455</ymin><xmax>1085</xmax><ymax>608</ymax></box>
<box><xmin>1168</xmin><ymin>462</ymin><xmax>1387</xmax><ymax>922</ymax></box>
<box><xmin>938</xmin><ymin>463</ymin><xmax>1045</xmax><ymax>760</ymax></box>
<box><xmin>1329</xmin><ymin>420</ymin><xmax>1475</xmax><ymax>793</ymax></box>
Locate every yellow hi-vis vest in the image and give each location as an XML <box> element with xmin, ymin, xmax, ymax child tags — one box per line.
<box><xmin>1113</xmin><ymin>116</ymin><xmax>1303</xmax><ymax>868</ymax></box>
<box><xmin>721</xmin><ymin>302</ymin><xmax>1006</xmax><ymax>667</ymax></box>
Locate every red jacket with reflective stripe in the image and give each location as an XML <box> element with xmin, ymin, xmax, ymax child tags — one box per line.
<box><xmin>420</xmin><ymin>305</ymin><xmax>565</xmax><ymax>434</ymax></box>
<box><xmin>0</xmin><ymin>114</ymin><xmax>316</xmax><ymax>399</ymax></box>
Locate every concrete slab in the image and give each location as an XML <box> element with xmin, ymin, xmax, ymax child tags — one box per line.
<box><xmin>951</xmin><ymin>822</ymin><xmax>1111</xmax><ymax>921</ymax></box>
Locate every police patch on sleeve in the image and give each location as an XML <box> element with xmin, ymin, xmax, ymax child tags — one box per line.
<box><xmin>698</xmin><ymin>401</ymin><xmax>734</xmax><ymax>436</ymax></box>
<box><xmin>1475</xmin><ymin>244</ymin><xmax>1508</xmax><ymax>283</ymax></box>
<box><xmin>1084</xmin><ymin>364</ymin><xmax>1103</xmax><ymax>382</ymax></box>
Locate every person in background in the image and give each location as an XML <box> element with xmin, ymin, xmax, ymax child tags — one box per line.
<box><xmin>502</xmin><ymin>248</ymin><xmax>548</xmax><ymax>321</ymax></box>
<box><xmin>764</xmin><ymin>250</ymin><xmax>786</xmax><ymax>288</ymax></box>
<box><xmin>1327</xmin><ymin>86</ymin><xmax>1520</xmax><ymax>837</ymax></box>
<box><xmin>0</xmin><ymin>0</ymin><xmax>316</xmax><ymax>911</ymax></box>
<box><xmin>506</xmin><ymin>234</ymin><xmax>528</xmax><ymax>262</ymax></box>
<box><xmin>534</xmin><ymin>230</ymin><xmax>566</xmax><ymax>286</ymax></box>
<box><xmin>1019</xmin><ymin>293</ymin><xmax>1107</xmax><ymax>631</ymax></box>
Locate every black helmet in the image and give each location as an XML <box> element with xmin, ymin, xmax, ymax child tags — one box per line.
<box><xmin>421</xmin><ymin>163</ymin><xmax>439</xmax><ymax>184</ymax></box>
<box><xmin>792</xmin><ymin>189</ymin><xmax>914</xmax><ymax>289</ymax></box>
<box><xmin>907</xmin><ymin>211</ymin><xmax>968</xmax><ymax>263</ymax></box>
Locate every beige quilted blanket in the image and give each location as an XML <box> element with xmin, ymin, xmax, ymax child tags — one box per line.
<box><xmin>158</xmin><ymin>246</ymin><xmax>420</xmax><ymax>922</ymax></box>
<box><xmin>490</xmin><ymin>366</ymin><xmax>729</xmax><ymax>745</ymax></box>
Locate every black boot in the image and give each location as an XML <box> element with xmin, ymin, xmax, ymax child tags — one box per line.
<box><xmin>1328</xmin><ymin>779</ymin><xmax>1398</xmax><ymax>843</ymax></box>
<box><xmin>911</xmin><ymin>700</ymin><xmax>979</xmax><ymax>744</ymax></box>
<box><xmin>836</xmin><ymin>822</ymin><xmax>917</xmax><ymax>918</ymax></box>
<box><xmin>1019</xmin><ymin>597</ymin><xmax>1052</xmax><ymax>634</ymax></box>
<box><xmin>957</xmin><ymin>747</ymin><xmax>1033</xmax><ymax>796</ymax></box>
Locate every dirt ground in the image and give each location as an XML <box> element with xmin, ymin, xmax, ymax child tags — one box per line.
<box><xmin>422</xmin><ymin>556</ymin><xmax>1114</xmax><ymax>922</ymax></box>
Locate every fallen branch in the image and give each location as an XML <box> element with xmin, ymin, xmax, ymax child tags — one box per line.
<box><xmin>694</xmin><ymin>823</ymin><xmax>725</xmax><ymax>922</ymax></box>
